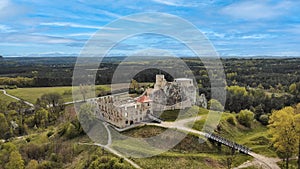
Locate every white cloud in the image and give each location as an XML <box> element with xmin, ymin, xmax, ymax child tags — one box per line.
<box><xmin>151</xmin><ymin>0</ymin><xmax>201</xmax><ymax>7</ymax></box>
<box><xmin>240</xmin><ymin>34</ymin><xmax>273</xmax><ymax>39</ymax></box>
<box><xmin>202</xmin><ymin>30</ymin><xmax>225</xmax><ymax>38</ymax></box>
<box><xmin>40</xmin><ymin>22</ymin><xmax>121</xmax><ymax>30</ymax></box>
<box><xmin>98</xmin><ymin>9</ymin><xmax>122</xmax><ymax>18</ymax></box>
<box><xmin>67</xmin><ymin>32</ymin><xmax>95</xmax><ymax>37</ymax></box>
<box><xmin>221</xmin><ymin>1</ymin><xmax>294</xmax><ymax>20</ymax></box>
<box><xmin>268</xmin><ymin>25</ymin><xmax>300</xmax><ymax>35</ymax></box>
<box><xmin>0</xmin><ymin>24</ymin><xmax>15</xmax><ymax>33</ymax></box>
<box><xmin>40</xmin><ymin>22</ymin><xmax>101</xmax><ymax>29</ymax></box>
<box><xmin>1</xmin><ymin>33</ymin><xmax>80</xmax><ymax>44</ymax></box>
<box><xmin>0</xmin><ymin>0</ymin><xmax>26</xmax><ymax>19</ymax></box>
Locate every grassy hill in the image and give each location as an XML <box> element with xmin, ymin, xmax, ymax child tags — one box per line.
<box><xmin>121</xmin><ymin>125</ymin><xmax>251</xmax><ymax>169</ymax></box>
<box><xmin>191</xmin><ymin>112</ymin><xmax>276</xmax><ymax>157</ymax></box>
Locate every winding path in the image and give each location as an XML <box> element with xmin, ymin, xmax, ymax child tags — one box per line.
<box><xmin>236</xmin><ymin>152</ymin><xmax>281</xmax><ymax>169</ymax></box>
<box><xmin>79</xmin><ymin>121</ymin><xmax>142</xmax><ymax>169</ymax></box>
<box><xmin>1</xmin><ymin>89</ymin><xmax>281</xmax><ymax>169</ymax></box>
<box><xmin>78</xmin><ymin>116</ymin><xmax>280</xmax><ymax>169</ymax></box>
<box><xmin>147</xmin><ymin>117</ymin><xmax>281</xmax><ymax>169</ymax></box>
<box><xmin>0</xmin><ymin>89</ymin><xmax>34</xmax><ymax>107</ymax></box>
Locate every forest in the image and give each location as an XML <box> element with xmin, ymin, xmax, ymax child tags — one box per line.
<box><xmin>0</xmin><ymin>57</ymin><xmax>300</xmax><ymax>169</ymax></box>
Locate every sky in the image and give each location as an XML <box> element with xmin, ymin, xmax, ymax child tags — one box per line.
<box><xmin>0</xmin><ymin>0</ymin><xmax>300</xmax><ymax>57</ymax></box>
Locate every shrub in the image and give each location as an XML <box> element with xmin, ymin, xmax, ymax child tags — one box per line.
<box><xmin>237</xmin><ymin>109</ymin><xmax>254</xmax><ymax>128</ymax></box>
<box><xmin>65</xmin><ymin>123</ymin><xmax>80</xmax><ymax>139</ymax></box>
<box><xmin>6</xmin><ymin>85</ymin><xmax>17</xmax><ymax>89</ymax></box>
<box><xmin>208</xmin><ymin>99</ymin><xmax>223</xmax><ymax>111</ymax></box>
<box><xmin>21</xmin><ymin>143</ymin><xmax>46</xmax><ymax>160</ymax></box>
<box><xmin>26</xmin><ymin>160</ymin><xmax>38</xmax><ymax>169</ymax></box>
<box><xmin>259</xmin><ymin>114</ymin><xmax>269</xmax><ymax>125</ymax></box>
<box><xmin>24</xmin><ymin>116</ymin><xmax>35</xmax><ymax>128</ymax></box>
<box><xmin>47</xmin><ymin>131</ymin><xmax>54</xmax><ymax>138</ymax></box>
<box><xmin>25</xmin><ymin>137</ymin><xmax>31</xmax><ymax>142</ymax></box>
<box><xmin>226</xmin><ymin>115</ymin><xmax>237</xmax><ymax>126</ymax></box>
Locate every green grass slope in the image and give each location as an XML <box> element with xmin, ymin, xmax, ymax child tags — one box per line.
<box><xmin>192</xmin><ymin>112</ymin><xmax>276</xmax><ymax>157</ymax></box>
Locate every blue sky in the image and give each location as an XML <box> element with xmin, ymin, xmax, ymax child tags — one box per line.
<box><xmin>0</xmin><ymin>0</ymin><xmax>300</xmax><ymax>57</ymax></box>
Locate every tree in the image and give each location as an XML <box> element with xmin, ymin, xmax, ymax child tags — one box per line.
<box><xmin>129</xmin><ymin>79</ymin><xmax>139</xmax><ymax>93</ymax></box>
<box><xmin>237</xmin><ymin>109</ymin><xmax>254</xmax><ymax>128</ymax></box>
<box><xmin>208</xmin><ymin>99</ymin><xmax>223</xmax><ymax>111</ymax></box>
<box><xmin>65</xmin><ymin>122</ymin><xmax>81</xmax><ymax>139</ymax></box>
<box><xmin>5</xmin><ymin>151</ymin><xmax>25</xmax><ymax>169</ymax></box>
<box><xmin>40</xmin><ymin>93</ymin><xmax>64</xmax><ymax>108</ymax></box>
<box><xmin>39</xmin><ymin>93</ymin><xmax>64</xmax><ymax>117</ymax></box>
<box><xmin>34</xmin><ymin>108</ymin><xmax>49</xmax><ymax>128</ymax></box>
<box><xmin>79</xmin><ymin>84</ymin><xmax>89</xmax><ymax>102</ymax></box>
<box><xmin>0</xmin><ymin>113</ymin><xmax>9</xmax><ymax>139</ymax></box>
<box><xmin>78</xmin><ymin>103</ymin><xmax>96</xmax><ymax>132</ymax></box>
<box><xmin>294</xmin><ymin>113</ymin><xmax>300</xmax><ymax>169</ymax></box>
<box><xmin>0</xmin><ymin>142</ymin><xmax>17</xmax><ymax>167</ymax></box>
<box><xmin>8</xmin><ymin>100</ymin><xmax>28</xmax><ymax>125</ymax></box>
<box><xmin>89</xmin><ymin>157</ymin><xmax>129</xmax><ymax>169</ymax></box>
<box><xmin>259</xmin><ymin>114</ymin><xmax>269</xmax><ymax>125</ymax></box>
<box><xmin>25</xmin><ymin>160</ymin><xmax>38</xmax><ymax>169</ymax></box>
<box><xmin>268</xmin><ymin>106</ymin><xmax>298</xmax><ymax>169</ymax></box>
<box><xmin>289</xmin><ymin>83</ymin><xmax>297</xmax><ymax>94</ymax></box>
<box><xmin>254</xmin><ymin>104</ymin><xmax>264</xmax><ymax>121</ymax></box>
<box><xmin>295</xmin><ymin>103</ymin><xmax>300</xmax><ymax>114</ymax></box>
<box><xmin>7</xmin><ymin>100</ymin><xmax>28</xmax><ymax>135</ymax></box>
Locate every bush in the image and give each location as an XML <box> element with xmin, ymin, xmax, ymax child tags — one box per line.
<box><xmin>6</xmin><ymin>85</ymin><xmax>17</xmax><ymax>89</ymax></box>
<box><xmin>208</xmin><ymin>99</ymin><xmax>223</xmax><ymax>111</ymax></box>
<box><xmin>65</xmin><ymin>123</ymin><xmax>80</xmax><ymax>139</ymax></box>
<box><xmin>237</xmin><ymin>109</ymin><xmax>254</xmax><ymax>128</ymax></box>
<box><xmin>26</xmin><ymin>160</ymin><xmax>38</xmax><ymax>169</ymax></box>
<box><xmin>226</xmin><ymin>115</ymin><xmax>237</xmax><ymax>126</ymax></box>
<box><xmin>24</xmin><ymin>116</ymin><xmax>35</xmax><ymax>128</ymax></box>
<box><xmin>47</xmin><ymin>131</ymin><xmax>54</xmax><ymax>138</ymax></box>
<box><xmin>21</xmin><ymin>143</ymin><xmax>46</xmax><ymax>160</ymax></box>
<box><xmin>259</xmin><ymin>114</ymin><xmax>269</xmax><ymax>125</ymax></box>
<box><xmin>89</xmin><ymin>157</ymin><xmax>130</xmax><ymax>169</ymax></box>
<box><xmin>25</xmin><ymin>137</ymin><xmax>31</xmax><ymax>142</ymax></box>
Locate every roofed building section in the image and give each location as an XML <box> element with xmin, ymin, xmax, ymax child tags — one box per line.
<box><xmin>91</xmin><ymin>74</ymin><xmax>200</xmax><ymax>128</ymax></box>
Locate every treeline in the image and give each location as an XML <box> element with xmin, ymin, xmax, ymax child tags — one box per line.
<box><xmin>0</xmin><ymin>77</ymin><xmax>34</xmax><ymax>88</ymax></box>
<box><xmin>1</xmin><ymin>57</ymin><xmax>300</xmax><ymax>88</ymax></box>
<box><xmin>224</xmin><ymin>86</ymin><xmax>297</xmax><ymax>125</ymax></box>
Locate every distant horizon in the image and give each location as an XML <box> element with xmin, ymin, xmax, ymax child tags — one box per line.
<box><xmin>2</xmin><ymin>55</ymin><xmax>300</xmax><ymax>59</ymax></box>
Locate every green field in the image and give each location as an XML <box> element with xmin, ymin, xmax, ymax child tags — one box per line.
<box><xmin>159</xmin><ymin>106</ymin><xmax>209</xmax><ymax>121</ymax></box>
<box><xmin>6</xmin><ymin>85</ymin><xmax>110</xmax><ymax>103</ymax></box>
<box><xmin>0</xmin><ymin>91</ymin><xmax>16</xmax><ymax>104</ymax></box>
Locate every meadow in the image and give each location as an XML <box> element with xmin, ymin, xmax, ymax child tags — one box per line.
<box><xmin>6</xmin><ymin>85</ymin><xmax>111</xmax><ymax>103</ymax></box>
<box><xmin>0</xmin><ymin>91</ymin><xmax>16</xmax><ymax>104</ymax></box>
